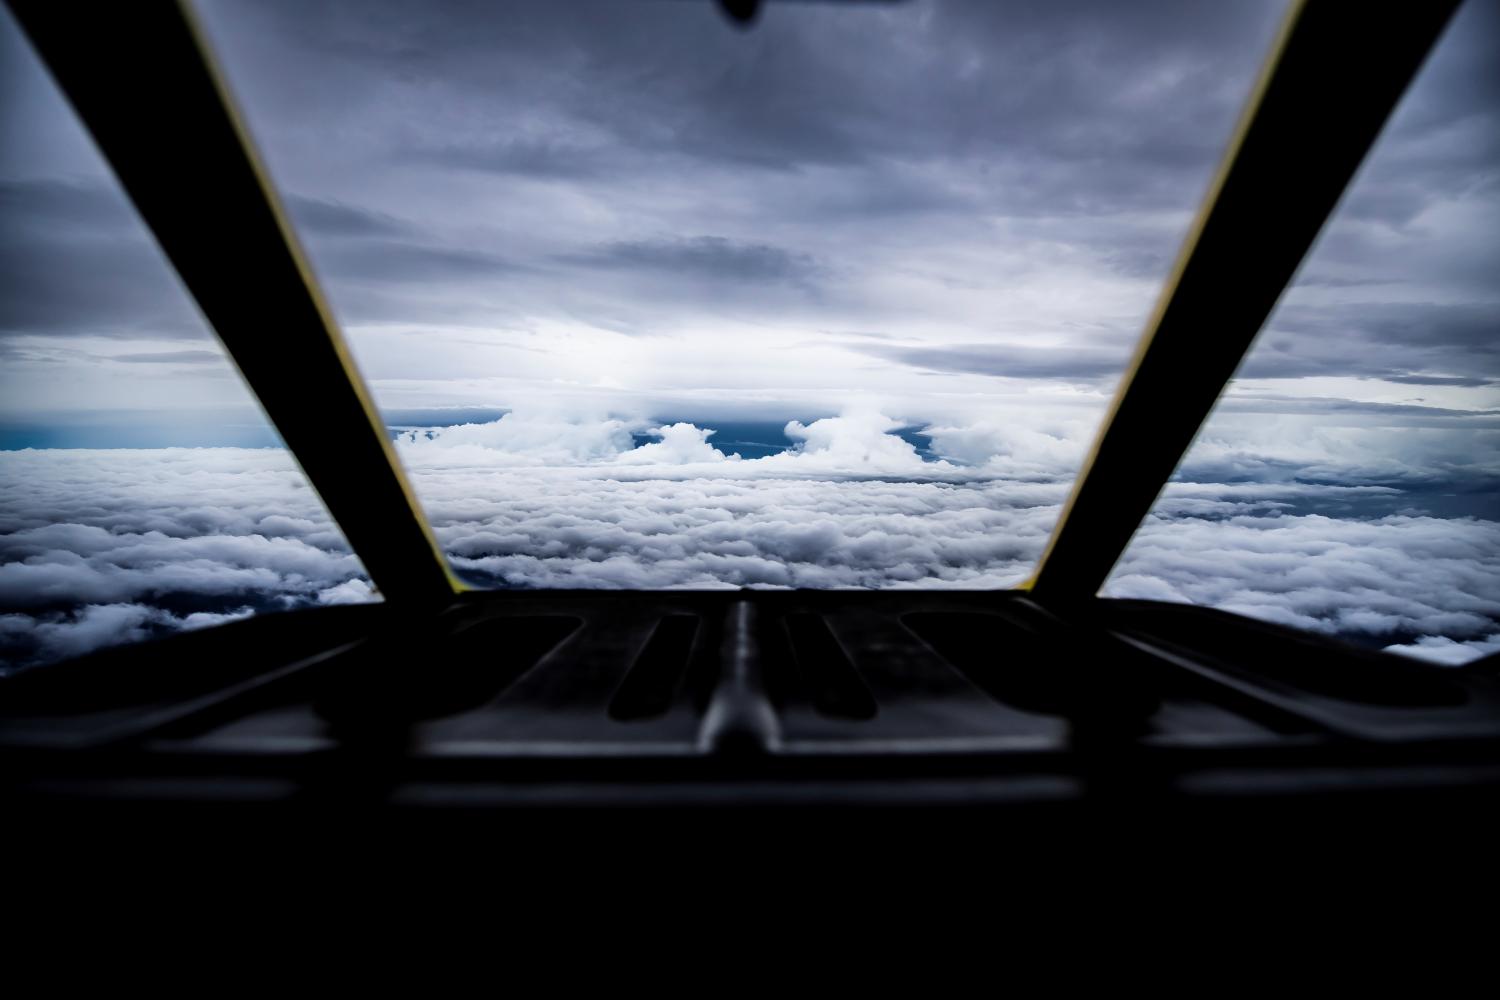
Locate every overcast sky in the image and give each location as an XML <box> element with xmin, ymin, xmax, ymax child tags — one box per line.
<box><xmin>2</xmin><ymin>0</ymin><xmax>1494</xmax><ymax>435</ymax></box>
<box><xmin>1</xmin><ymin>1</ymin><xmax>1496</xmax><ymax>667</ymax></box>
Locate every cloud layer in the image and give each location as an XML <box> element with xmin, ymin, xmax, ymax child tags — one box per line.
<box><xmin>2</xmin><ymin>410</ymin><xmax>1496</xmax><ymax>670</ymax></box>
<box><xmin>1106</xmin><ymin>505</ymin><xmax>1500</xmax><ymax>661</ymax></box>
<box><xmin>0</xmin><ymin>449</ymin><xmax>373</xmax><ymax>668</ymax></box>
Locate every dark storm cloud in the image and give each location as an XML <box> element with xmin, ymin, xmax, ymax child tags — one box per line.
<box><xmin>855</xmin><ymin>301</ymin><xmax>1500</xmax><ymax>391</ymax></box>
<box><xmin>175</xmin><ymin>0</ymin><xmax>1298</xmax><ymax>339</ymax></box>
<box><xmin>223</xmin><ymin>0</ymin><xmax>1286</xmax><ymax>194</ymax></box>
<box><xmin>1216</xmin><ymin>395</ymin><xmax>1500</xmax><ymax>422</ymax></box>
<box><xmin>1385</xmin><ymin>375</ymin><xmax>1492</xmax><ymax>388</ymax></box>
<box><xmin>309</xmin><ymin>239</ymin><xmax>517</xmax><ymax>285</ymax></box>
<box><xmin>411</xmin><ymin>138</ymin><xmax>612</xmax><ymax>179</ymax></box>
<box><xmin>0</xmin><ymin>193</ymin><xmax>519</xmax><ymax>341</ymax></box>
<box><xmin>574</xmin><ymin>235</ymin><xmax>820</xmax><ymax>285</ymax></box>
<box><xmin>0</xmin><ymin>177</ymin><xmax>135</xmax><ymax>228</ymax></box>
<box><xmin>0</xmin><ymin>178</ymin><xmax>204</xmax><ymax>338</ymax></box>
<box><xmin>283</xmin><ymin>194</ymin><xmax>412</xmax><ymax>237</ymax></box>
<box><xmin>1240</xmin><ymin>302</ymin><xmax>1500</xmax><ymax>386</ymax></box>
<box><xmin>0</xmin><ymin>172</ymin><xmax>517</xmax><ymax>335</ymax></box>
<box><xmin>855</xmin><ymin>343</ymin><xmax>1126</xmax><ymax>382</ymax></box>
<box><xmin>279</xmin><ymin>193</ymin><xmax>523</xmax><ymax>287</ymax></box>
<box><xmin>111</xmin><ymin>350</ymin><xmax>224</xmax><ymax>365</ymax></box>
<box><xmin>1357</xmin><ymin>303</ymin><xmax>1500</xmax><ymax>355</ymax></box>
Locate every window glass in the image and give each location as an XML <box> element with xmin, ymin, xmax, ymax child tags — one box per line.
<box><xmin>194</xmin><ymin>0</ymin><xmax>1289</xmax><ymax>589</ymax></box>
<box><xmin>1105</xmin><ymin>0</ymin><xmax>1500</xmax><ymax>665</ymax></box>
<box><xmin>0</xmin><ymin>6</ymin><xmax>376</xmax><ymax>673</ymax></box>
